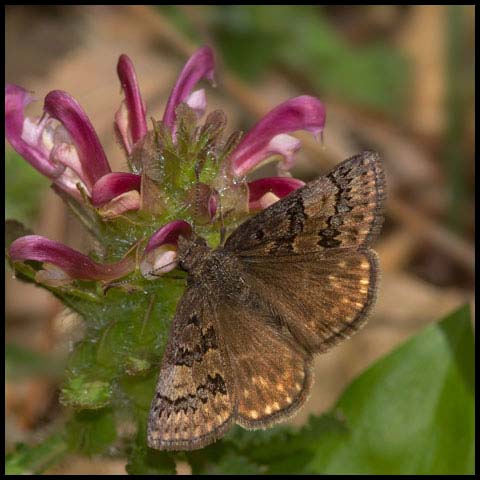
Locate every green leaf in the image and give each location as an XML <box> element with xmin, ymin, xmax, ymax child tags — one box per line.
<box><xmin>66</xmin><ymin>408</ymin><xmax>117</xmax><ymax>456</ymax></box>
<box><xmin>185</xmin><ymin>414</ymin><xmax>345</xmax><ymax>475</ymax></box>
<box><xmin>126</xmin><ymin>419</ymin><xmax>177</xmax><ymax>475</ymax></box>
<box><xmin>306</xmin><ymin>303</ymin><xmax>474</xmax><ymax>474</ymax></box>
<box><xmin>5</xmin><ymin>433</ymin><xmax>69</xmax><ymax>475</ymax></box>
<box><xmin>120</xmin><ymin>370</ymin><xmax>159</xmax><ymax>416</ymax></box>
<box><xmin>61</xmin><ymin>376</ymin><xmax>112</xmax><ymax>410</ymax></box>
<box><xmin>59</xmin><ymin>279</ymin><xmax>183</xmax><ymax>408</ymax></box>
<box><xmin>206</xmin><ymin>451</ymin><xmax>262</xmax><ymax>475</ymax></box>
<box><xmin>233</xmin><ymin>415</ymin><xmax>346</xmax><ymax>474</ymax></box>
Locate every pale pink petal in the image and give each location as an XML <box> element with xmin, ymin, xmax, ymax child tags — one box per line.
<box><xmin>50</xmin><ymin>142</ymin><xmax>91</xmax><ymax>193</ymax></box>
<box><xmin>5</xmin><ymin>84</ymin><xmax>62</xmax><ymax>178</ymax></box>
<box><xmin>141</xmin><ymin>220</ymin><xmax>193</xmax><ymax>279</ymax></box>
<box><xmin>97</xmin><ymin>190</ymin><xmax>141</xmax><ymax>218</ymax></box>
<box><xmin>267</xmin><ymin>134</ymin><xmax>301</xmax><ymax>172</ymax></box>
<box><xmin>256</xmin><ymin>192</ymin><xmax>281</xmax><ymax>210</ymax></box>
<box><xmin>140</xmin><ymin>245</ymin><xmax>179</xmax><ymax>279</ymax></box>
<box><xmin>114</xmin><ymin>101</ymin><xmax>132</xmax><ymax>155</ymax></box>
<box><xmin>186</xmin><ymin>89</ymin><xmax>207</xmax><ymax>119</ymax></box>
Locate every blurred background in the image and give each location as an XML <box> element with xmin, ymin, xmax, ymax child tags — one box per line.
<box><xmin>5</xmin><ymin>5</ymin><xmax>475</xmax><ymax>474</ymax></box>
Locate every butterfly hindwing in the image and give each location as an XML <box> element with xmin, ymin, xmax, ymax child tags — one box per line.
<box><xmin>147</xmin><ymin>286</ymin><xmax>236</xmax><ymax>451</ymax></box>
<box><xmin>215</xmin><ymin>289</ymin><xmax>313</xmax><ymax>429</ymax></box>
<box><xmin>224</xmin><ymin>150</ymin><xmax>385</xmax><ymax>257</ymax></box>
<box><xmin>240</xmin><ymin>249</ymin><xmax>379</xmax><ymax>353</ymax></box>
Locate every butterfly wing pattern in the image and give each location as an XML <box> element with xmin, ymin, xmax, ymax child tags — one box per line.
<box><xmin>148</xmin><ymin>150</ymin><xmax>386</xmax><ymax>450</ymax></box>
<box><xmin>224</xmin><ymin>150</ymin><xmax>385</xmax><ymax>256</ymax></box>
<box><xmin>148</xmin><ymin>286</ymin><xmax>237</xmax><ymax>450</ymax></box>
<box><xmin>225</xmin><ymin>150</ymin><xmax>385</xmax><ymax>353</ymax></box>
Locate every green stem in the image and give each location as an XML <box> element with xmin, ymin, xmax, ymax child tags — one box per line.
<box><xmin>6</xmin><ymin>432</ymin><xmax>70</xmax><ymax>475</ymax></box>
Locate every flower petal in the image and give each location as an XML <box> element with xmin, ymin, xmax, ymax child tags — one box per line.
<box><xmin>230</xmin><ymin>96</ymin><xmax>326</xmax><ymax>177</ymax></box>
<box><xmin>162</xmin><ymin>46</ymin><xmax>215</xmax><ymax>130</ymax></box>
<box><xmin>44</xmin><ymin>90</ymin><xmax>111</xmax><ymax>186</ymax></box>
<box><xmin>9</xmin><ymin>235</ymin><xmax>134</xmax><ymax>281</ymax></box>
<box><xmin>186</xmin><ymin>89</ymin><xmax>207</xmax><ymax>119</ymax></box>
<box><xmin>141</xmin><ymin>220</ymin><xmax>193</xmax><ymax>279</ymax></box>
<box><xmin>115</xmin><ymin>54</ymin><xmax>148</xmax><ymax>154</ymax></box>
<box><xmin>208</xmin><ymin>191</ymin><xmax>218</xmax><ymax>220</ymax></box>
<box><xmin>145</xmin><ymin>220</ymin><xmax>193</xmax><ymax>253</ymax></box>
<box><xmin>5</xmin><ymin>84</ymin><xmax>62</xmax><ymax>177</ymax></box>
<box><xmin>140</xmin><ymin>245</ymin><xmax>179</xmax><ymax>279</ymax></box>
<box><xmin>266</xmin><ymin>134</ymin><xmax>301</xmax><ymax>173</ymax></box>
<box><xmin>248</xmin><ymin>177</ymin><xmax>305</xmax><ymax>211</ymax></box>
<box><xmin>97</xmin><ymin>190</ymin><xmax>141</xmax><ymax>218</ymax></box>
<box><xmin>91</xmin><ymin>172</ymin><xmax>141</xmax><ymax>206</ymax></box>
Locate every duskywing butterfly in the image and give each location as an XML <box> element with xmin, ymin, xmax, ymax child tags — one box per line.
<box><xmin>147</xmin><ymin>150</ymin><xmax>386</xmax><ymax>451</ymax></box>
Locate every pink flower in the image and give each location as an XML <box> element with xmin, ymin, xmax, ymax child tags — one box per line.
<box><xmin>5</xmin><ymin>85</ymin><xmax>111</xmax><ymax>200</ymax></box>
<box><xmin>247</xmin><ymin>176</ymin><xmax>305</xmax><ymax>211</ymax></box>
<box><xmin>162</xmin><ymin>46</ymin><xmax>215</xmax><ymax>132</ymax></box>
<box><xmin>230</xmin><ymin>95</ymin><xmax>326</xmax><ymax>178</ymax></box>
<box><xmin>140</xmin><ymin>221</ymin><xmax>193</xmax><ymax>278</ymax></box>
<box><xmin>91</xmin><ymin>172</ymin><xmax>142</xmax><ymax>218</ymax></box>
<box><xmin>9</xmin><ymin>235</ymin><xmax>134</xmax><ymax>286</ymax></box>
<box><xmin>6</xmin><ymin>45</ymin><xmax>325</xmax><ymax>282</ymax></box>
<box><xmin>114</xmin><ymin>54</ymin><xmax>148</xmax><ymax>156</ymax></box>
<box><xmin>5</xmin><ymin>46</ymin><xmax>217</xmax><ymax>215</ymax></box>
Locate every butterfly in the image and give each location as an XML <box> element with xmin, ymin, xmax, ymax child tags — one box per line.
<box><xmin>147</xmin><ymin>150</ymin><xmax>386</xmax><ymax>451</ymax></box>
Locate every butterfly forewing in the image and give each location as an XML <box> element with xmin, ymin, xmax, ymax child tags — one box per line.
<box><xmin>224</xmin><ymin>150</ymin><xmax>385</xmax><ymax>257</ymax></box>
<box><xmin>147</xmin><ymin>287</ymin><xmax>236</xmax><ymax>451</ymax></box>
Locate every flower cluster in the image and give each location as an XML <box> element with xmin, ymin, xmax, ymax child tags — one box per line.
<box><xmin>6</xmin><ymin>46</ymin><xmax>325</xmax><ymax>285</ymax></box>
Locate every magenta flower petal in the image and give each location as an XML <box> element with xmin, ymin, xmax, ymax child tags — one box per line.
<box><xmin>230</xmin><ymin>96</ymin><xmax>326</xmax><ymax>177</ymax></box>
<box><xmin>115</xmin><ymin>54</ymin><xmax>148</xmax><ymax>154</ymax></box>
<box><xmin>5</xmin><ymin>84</ymin><xmax>63</xmax><ymax>178</ymax></box>
<box><xmin>208</xmin><ymin>191</ymin><xmax>218</xmax><ymax>220</ymax></box>
<box><xmin>9</xmin><ymin>235</ymin><xmax>134</xmax><ymax>281</ymax></box>
<box><xmin>141</xmin><ymin>220</ymin><xmax>193</xmax><ymax>278</ymax></box>
<box><xmin>162</xmin><ymin>46</ymin><xmax>215</xmax><ymax>130</ymax></box>
<box><xmin>91</xmin><ymin>172</ymin><xmax>141</xmax><ymax>207</ymax></box>
<box><xmin>145</xmin><ymin>220</ymin><xmax>193</xmax><ymax>253</ymax></box>
<box><xmin>44</xmin><ymin>90</ymin><xmax>111</xmax><ymax>186</ymax></box>
<box><xmin>248</xmin><ymin>177</ymin><xmax>305</xmax><ymax>211</ymax></box>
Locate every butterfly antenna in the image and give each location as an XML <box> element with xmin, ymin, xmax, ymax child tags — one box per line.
<box><xmin>146</xmin><ymin>257</ymin><xmax>182</xmax><ymax>278</ymax></box>
<box><xmin>102</xmin><ymin>278</ymin><xmax>134</xmax><ymax>294</ymax></box>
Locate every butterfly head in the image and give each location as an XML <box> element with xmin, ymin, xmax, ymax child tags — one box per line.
<box><xmin>177</xmin><ymin>233</ymin><xmax>211</xmax><ymax>274</ymax></box>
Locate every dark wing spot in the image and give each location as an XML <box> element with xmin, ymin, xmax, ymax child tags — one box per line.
<box><xmin>188</xmin><ymin>313</ymin><xmax>201</xmax><ymax>327</ymax></box>
<box><xmin>254</xmin><ymin>229</ymin><xmax>265</xmax><ymax>241</ymax></box>
<box><xmin>318</xmin><ymin>237</ymin><xmax>342</xmax><ymax>248</ymax></box>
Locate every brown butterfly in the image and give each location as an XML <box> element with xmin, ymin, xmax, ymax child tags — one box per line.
<box><xmin>147</xmin><ymin>150</ymin><xmax>386</xmax><ymax>451</ymax></box>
